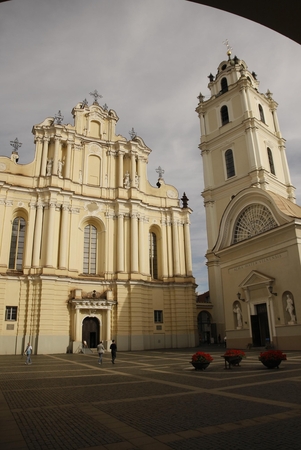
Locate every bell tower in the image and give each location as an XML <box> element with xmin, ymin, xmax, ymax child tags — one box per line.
<box><xmin>196</xmin><ymin>47</ymin><xmax>295</xmax><ymax>334</ymax></box>
<box><xmin>196</xmin><ymin>48</ymin><xmax>295</xmax><ymax>252</ymax></box>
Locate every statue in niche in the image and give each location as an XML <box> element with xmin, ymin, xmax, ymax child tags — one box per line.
<box><xmin>233</xmin><ymin>303</ymin><xmax>242</xmax><ymax>328</ymax></box>
<box><xmin>46</xmin><ymin>159</ymin><xmax>53</xmax><ymax>176</ymax></box>
<box><xmin>58</xmin><ymin>160</ymin><xmax>64</xmax><ymax>178</ymax></box>
<box><xmin>135</xmin><ymin>172</ymin><xmax>139</xmax><ymax>188</ymax></box>
<box><xmin>286</xmin><ymin>294</ymin><xmax>296</xmax><ymax>323</ymax></box>
<box><xmin>123</xmin><ymin>171</ymin><xmax>130</xmax><ymax>189</ymax></box>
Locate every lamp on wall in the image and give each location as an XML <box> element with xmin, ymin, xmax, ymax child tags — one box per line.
<box><xmin>237</xmin><ymin>292</ymin><xmax>245</xmax><ymax>301</ymax></box>
<box><xmin>268</xmin><ymin>285</ymin><xmax>277</xmax><ymax>296</ymax></box>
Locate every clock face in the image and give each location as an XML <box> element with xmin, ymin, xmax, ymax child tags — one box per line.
<box><xmin>233</xmin><ymin>204</ymin><xmax>277</xmax><ymax>243</ymax></box>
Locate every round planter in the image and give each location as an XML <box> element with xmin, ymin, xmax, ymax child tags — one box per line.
<box><xmin>224</xmin><ymin>356</ymin><xmax>242</xmax><ymax>366</ymax></box>
<box><xmin>190</xmin><ymin>361</ymin><xmax>210</xmax><ymax>370</ymax></box>
<box><xmin>260</xmin><ymin>359</ymin><xmax>282</xmax><ymax>369</ymax></box>
<box><xmin>222</xmin><ymin>356</ymin><xmax>242</xmax><ymax>369</ymax></box>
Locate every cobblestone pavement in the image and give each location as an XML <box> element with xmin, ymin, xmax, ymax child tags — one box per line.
<box><xmin>1</xmin><ymin>346</ymin><xmax>301</xmax><ymax>450</ymax></box>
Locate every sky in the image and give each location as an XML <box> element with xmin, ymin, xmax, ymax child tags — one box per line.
<box><xmin>1</xmin><ymin>0</ymin><xmax>301</xmax><ymax>293</ymax></box>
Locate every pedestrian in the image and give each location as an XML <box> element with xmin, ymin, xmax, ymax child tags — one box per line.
<box><xmin>224</xmin><ymin>336</ymin><xmax>227</xmax><ymax>348</ymax></box>
<box><xmin>97</xmin><ymin>341</ymin><xmax>105</xmax><ymax>364</ymax></box>
<box><xmin>110</xmin><ymin>339</ymin><xmax>117</xmax><ymax>364</ymax></box>
<box><xmin>24</xmin><ymin>342</ymin><xmax>32</xmax><ymax>365</ymax></box>
<box><xmin>218</xmin><ymin>334</ymin><xmax>221</xmax><ymax>346</ymax></box>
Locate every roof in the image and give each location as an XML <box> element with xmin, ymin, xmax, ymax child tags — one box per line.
<box><xmin>268</xmin><ymin>192</ymin><xmax>301</xmax><ymax>219</ymax></box>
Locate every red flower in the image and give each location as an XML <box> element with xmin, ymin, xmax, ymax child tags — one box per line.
<box><xmin>223</xmin><ymin>349</ymin><xmax>246</xmax><ymax>358</ymax></box>
<box><xmin>259</xmin><ymin>350</ymin><xmax>287</xmax><ymax>362</ymax></box>
<box><xmin>191</xmin><ymin>351</ymin><xmax>213</xmax><ymax>363</ymax></box>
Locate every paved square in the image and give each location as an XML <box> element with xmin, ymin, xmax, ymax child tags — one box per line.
<box><xmin>1</xmin><ymin>347</ymin><xmax>301</xmax><ymax>449</ymax></box>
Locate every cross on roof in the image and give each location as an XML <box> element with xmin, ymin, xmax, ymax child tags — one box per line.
<box><xmin>10</xmin><ymin>138</ymin><xmax>22</xmax><ymax>152</ymax></box>
<box><xmin>129</xmin><ymin>128</ymin><xmax>137</xmax><ymax>140</ymax></box>
<box><xmin>54</xmin><ymin>110</ymin><xmax>64</xmax><ymax>125</ymax></box>
<box><xmin>89</xmin><ymin>89</ymin><xmax>103</xmax><ymax>104</ymax></box>
<box><xmin>156</xmin><ymin>166</ymin><xmax>165</xmax><ymax>179</ymax></box>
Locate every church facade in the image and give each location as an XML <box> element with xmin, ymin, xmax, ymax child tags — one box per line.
<box><xmin>0</xmin><ymin>97</ymin><xmax>196</xmax><ymax>355</ymax></box>
<box><xmin>196</xmin><ymin>49</ymin><xmax>301</xmax><ymax>350</ymax></box>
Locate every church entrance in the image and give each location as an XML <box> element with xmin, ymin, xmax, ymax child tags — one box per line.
<box><xmin>251</xmin><ymin>303</ymin><xmax>270</xmax><ymax>347</ymax></box>
<box><xmin>82</xmin><ymin>317</ymin><xmax>99</xmax><ymax>348</ymax></box>
<box><xmin>198</xmin><ymin>311</ymin><xmax>215</xmax><ymax>344</ymax></box>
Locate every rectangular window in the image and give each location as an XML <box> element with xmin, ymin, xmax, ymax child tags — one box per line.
<box><xmin>5</xmin><ymin>306</ymin><xmax>17</xmax><ymax>321</ymax></box>
<box><xmin>154</xmin><ymin>310</ymin><xmax>163</xmax><ymax>323</ymax></box>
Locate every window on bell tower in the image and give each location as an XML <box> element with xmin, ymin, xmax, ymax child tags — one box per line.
<box><xmin>220</xmin><ymin>105</ymin><xmax>229</xmax><ymax>125</ymax></box>
<box><xmin>267</xmin><ymin>147</ymin><xmax>275</xmax><ymax>175</ymax></box>
<box><xmin>259</xmin><ymin>104</ymin><xmax>265</xmax><ymax>123</ymax></box>
<box><xmin>221</xmin><ymin>77</ymin><xmax>228</xmax><ymax>93</ymax></box>
<box><xmin>225</xmin><ymin>149</ymin><xmax>235</xmax><ymax>178</ymax></box>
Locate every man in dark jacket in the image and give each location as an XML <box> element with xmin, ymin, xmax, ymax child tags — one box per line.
<box><xmin>110</xmin><ymin>340</ymin><xmax>117</xmax><ymax>364</ymax></box>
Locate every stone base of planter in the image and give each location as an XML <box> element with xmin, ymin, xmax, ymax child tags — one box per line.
<box><xmin>260</xmin><ymin>359</ymin><xmax>282</xmax><ymax>369</ymax></box>
<box><xmin>222</xmin><ymin>356</ymin><xmax>242</xmax><ymax>369</ymax></box>
<box><xmin>190</xmin><ymin>361</ymin><xmax>210</xmax><ymax>370</ymax></box>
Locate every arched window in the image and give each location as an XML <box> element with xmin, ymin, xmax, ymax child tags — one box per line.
<box><xmin>220</xmin><ymin>105</ymin><xmax>229</xmax><ymax>125</ymax></box>
<box><xmin>233</xmin><ymin>204</ymin><xmax>278</xmax><ymax>243</ymax></box>
<box><xmin>221</xmin><ymin>77</ymin><xmax>228</xmax><ymax>93</ymax></box>
<box><xmin>225</xmin><ymin>149</ymin><xmax>235</xmax><ymax>178</ymax></box>
<box><xmin>9</xmin><ymin>217</ymin><xmax>26</xmax><ymax>270</ymax></box>
<box><xmin>83</xmin><ymin>225</ymin><xmax>97</xmax><ymax>274</ymax></box>
<box><xmin>149</xmin><ymin>232</ymin><xmax>158</xmax><ymax>279</ymax></box>
<box><xmin>259</xmin><ymin>104</ymin><xmax>265</xmax><ymax>123</ymax></box>
<box><xmin>267</xmin><ymin>147</ymin><xmax>275</xmax><ymax>175</ymax></box>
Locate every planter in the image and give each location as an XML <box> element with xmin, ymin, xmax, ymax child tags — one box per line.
<box><xmin>190</xmin><ymin>361</ymin><xmax>210</xmax><ymax>370</ymax></box>
<box><xmin>222</xmin><ymin>356</ymin><xmax>242</xmax><ymax>369</ymax></box>
<box><xmin>260</xmin><ymin>359</ymin><xmax>282</xmax><ymax>369</ymax></box>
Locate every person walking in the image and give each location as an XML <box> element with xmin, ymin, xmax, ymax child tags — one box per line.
<box><xmin>110</xmin><ymin>339</ymin><xmax>117</xmax><ymax>364</ymax></box>
<box><xmin>97</xmin><ymin>341</ymin><xmax>105</xmax><ymax>364</ymax></box>
<box><xmin>24</xmin><ymin>342</ymin><xmax>32</xmax><ymax>365</ymax></box>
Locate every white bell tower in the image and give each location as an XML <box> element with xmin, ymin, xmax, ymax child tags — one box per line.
<box><xmin>196</xmin><ymin>46</ymin><xmax>295</xmax><ymax>333</ymax></box>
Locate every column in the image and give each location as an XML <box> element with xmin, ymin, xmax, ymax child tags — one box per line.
<box><xmin>172</xmin><ymin>218</ymin><xmax>180</xmax><ymax>276</ymax></box>
<box><xmin>161</xmin><ymin>219</ymin><xmax>168</xmax><ymax>278</ymax></box>
<box><xmin>106</xmin><ymin>309</ymin><xmax>111</xmax><ymax>344</ymax></box>
<box><xmin>23</xmin><ymin>203</ymin><xmax>36</xmax><ymax>268</ymax></box>
<box><xmin>65</xmin><ymin>140</ymin><xmax>72</xmax><ymax>179</ymax></box>
<box><xmin>166</xmin><ymin>220</ymin><xmax>173</xmax><ymax>277</ymax></box>
<box><xmin>138</xmin><ymin>217</ymin><xmax>145</xmax><ymax>275</ymax></box>
<box><xmin>130</xmin><ymin>152</ymin><xmax>136</xmax><ymax>188</ymax></box>
<box><xmin>184</xmin><ymin>220</ymin><xmax>193</xmax><ymax>276</ymax></box>
<box><xmin>34</xmin><ymin>137</ymin><xmax>43</xmax><ymax>177</ymax></box>
<box><xmin>45</xmin><ymin>202</ymin><xmax>56</xmax><ymax>267</ymax></box>
<box><xmin>75</xmin><ymin>307</ymin><xmax>80</xmax><ymax>341</ymax></box>
<box><xmin>0</xmin><ymin>200</ymin><xmax>13</xmax><ymax>268</ymax></box>
<box><xmin>117</xmin><ymin>213</ymin><xmax>124</xmax><ymax>272</ymax></box>
<box><xmin>118</xmin><ymin>152</ymin><xmax>124</xmax><ymax>187</ymax></box>
<box><xmin>240</xmin><ymin>86</ymin><xmax>248</xmax><ymax>114</ymax></box>
<box><xmin>32</xmin><ymin>203</ymin><xmax>43</xmax><ymax>267</ymax></box>
<box><xmin>40</xmin><ymin>138</ymin><xmax>50</xmax><ymax>176</ymax></box>
<box><xmin>59</xmin><ymin>205</ymin><xmax>69</xmax><ymax>269</ymax></box>
<box><xmin>52</xmin><ymin>136</ymin><xmax>60</xmax><ymax>175</ymax></box>
<box><xmin>131</xmin><ymin>213</ymin><xmax>138</xmax><ymax>273</ymax></box>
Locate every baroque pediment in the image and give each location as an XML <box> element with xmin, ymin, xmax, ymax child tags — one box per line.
<box><xmin>239</xmin><ymin>270</ymin><xmax>273</xmax><ymax>289</ymax></box>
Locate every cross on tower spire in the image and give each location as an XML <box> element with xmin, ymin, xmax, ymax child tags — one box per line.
<box><xmin>223</xmin><ymin>39</ymin><xmax>232</xmax><ymax>58</ymax></box>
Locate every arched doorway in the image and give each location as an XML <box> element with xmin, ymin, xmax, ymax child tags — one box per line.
<box><xmin>197</xmin><ymin>311</ymin><xmax>212</xmax><ymax>344</ymax></box>
<box><xmin>82</xmin><ymin>317</ymin><xmax>99</xmax><ymax>348</ymax></box>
